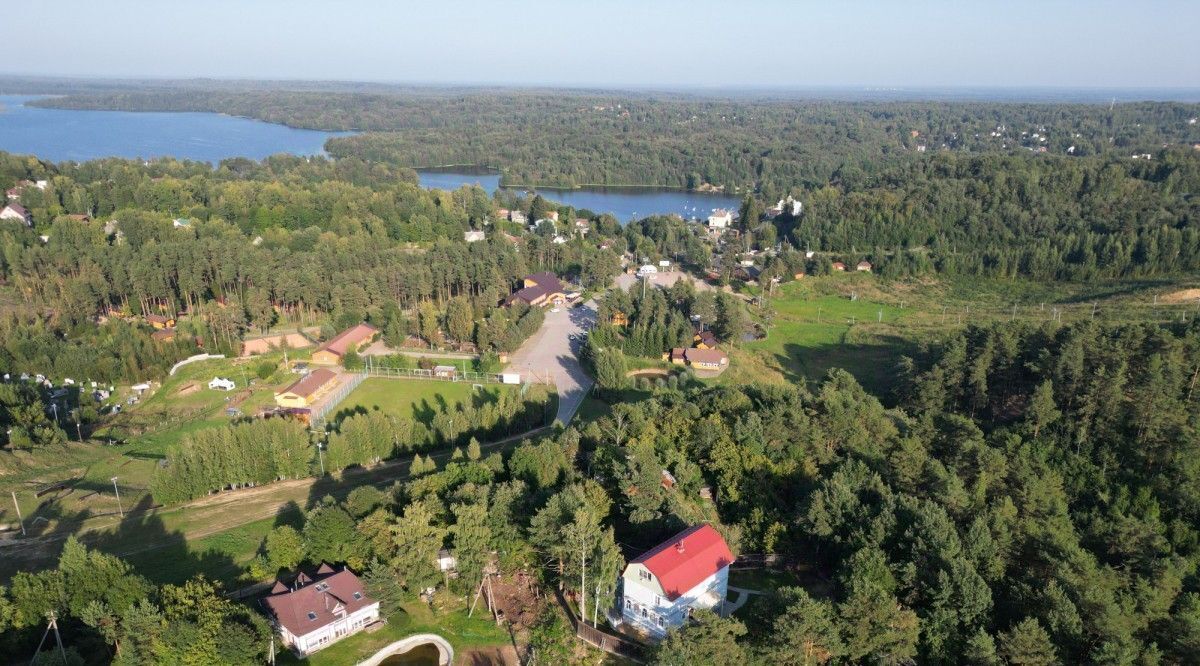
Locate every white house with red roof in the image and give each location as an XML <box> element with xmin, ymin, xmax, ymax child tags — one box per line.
<box><xmin>262</xmin><ymin>564</ymin><xmax>380</xmax><ymax>657</ymax></box>
<box><xmin>619</xmin><ymin>524</ymin><xmax>734</xmax><ymax>636</ymax></box>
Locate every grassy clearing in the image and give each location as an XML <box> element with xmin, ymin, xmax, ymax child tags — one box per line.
<box><xmin>0</xmin><ymin>353</ymin><xmax>296</xmax><ymax>537</ymax></box>
<box><xmin>731</xmin><ymin>274</ymin><xmax>1199</xmax><ymax>397</ymax></box>
<box><xmin>333</xmin><ymin>378</ymin><xmax>515</xmax><ymax>426</ymax></box>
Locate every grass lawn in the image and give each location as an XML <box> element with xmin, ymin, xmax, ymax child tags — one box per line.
<box><xmin>0</xmin><ymin>353</ymin><xmax>298</xmax><ymax>528</ymax></box>
<box><xmin>278</xmin><ymin>600</ymin><xmax>510</xmax><ymax>665</ymax></box>
<box><xmin>333</xmin><ymin>378</ymin><xmax>515</xmax><ymax>426</ymax></box>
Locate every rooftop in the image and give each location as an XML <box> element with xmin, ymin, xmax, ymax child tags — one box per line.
<box><xmin>278</xmin><ymin>368</ymin><xmax>337</xmax><ymax>398</ymax></box>
<box><xmin>632</xmin><ymin>524</ymin><xmax>734</xmax><ymax>601</ymax></box>
<box><xmin>263</xmin><ymin>564</ymin><xmax>375</xmax><ymax>638</ymax></box>
<box><xmin>316</xmin><ymin>323</ymin><xmax>378</xmax><ymax>358</ymax></box>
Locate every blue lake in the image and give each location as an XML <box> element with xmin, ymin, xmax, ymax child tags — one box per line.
<box><xmin>417</xmin><ymin>169</ymin><xmax>741</xmax><ymax>222</ymax></box>
<box><xmin>0</xmin><ymin>95</ymin><xmax>347</xmax><ymax>163</ymax></box>
<box><xmin>0</xmin><ymin>94</ymin><xmax>740</xmax><ymax>220</ymax></box>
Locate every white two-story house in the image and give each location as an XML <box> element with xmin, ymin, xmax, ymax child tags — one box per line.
<box><xmin>262</xmin><ymin>564</ymin><xmax>380</xmax><ymax>657</ymax></box>
<box><xmin>619</xmin><ymin>524</ymin><xmax>735</xmax><ymax>637</ymax></box>
<box><xmin>707</xmin><ymin>209</ymin><xmax>733</xmax><ymax>231</ymax></box>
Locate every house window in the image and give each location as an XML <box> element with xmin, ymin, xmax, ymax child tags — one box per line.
<box><xmin>657</xmin><ymin>615</ymin><xmax>665</xmax><ymax>628</ymax></box>
<box><xmin>639</xmin><ymin>570</ymin><xmax>652</xmax><ymax>582</ymax></box>
<box><xmin>353</xmin><ymin>592</ymin><xmax>362</xmax><ymax>600</ymax></box>
<box><xmin>625</xmin><ymin>599</ymin><xmax>632</xmax><ymax>609</ymax></box>
<box><xmin>641</xmin><ymin>607</ymin><xmax>648</xmax><ymax>618</ymax></box>
<box><xmin>307</xmin><ymin>612</ymin><xmax>317</xmax><ymax>621</ymax></box>
<box><xmin>654</xmin><ymin>595</ymin><xmax>661</xmax><ymax>606</ymax></box>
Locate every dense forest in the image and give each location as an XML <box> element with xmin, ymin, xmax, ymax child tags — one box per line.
<box><xmin>0</xmin><ymin>151</ymin><xmax>624</xmax><ymax>383</ymax></box>
<box><xmin>35</xmin><ymin>90</ymin><xmax>1200</xmax><ymax>193</ymax></box>
<box><xmin>571</xmin><ymin>319</ymin><xmax>1200</xmax><ymax>663</ymax></box>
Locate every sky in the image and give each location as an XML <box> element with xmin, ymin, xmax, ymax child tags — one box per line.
<box><xmin>3</xmin><ymin>0</ymin><xmax>1198</xmax><ymax>90</ymax></box>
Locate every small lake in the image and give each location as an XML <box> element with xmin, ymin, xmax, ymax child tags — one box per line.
<box><xmin>417</xmin><ymin>168</ymin><xmax>741</xmax><ymax>222</ymax></box>
<box><xmin>0</xmin><ymin>95</ymin><xmax>348</xmax><ymax>163</ymax></box>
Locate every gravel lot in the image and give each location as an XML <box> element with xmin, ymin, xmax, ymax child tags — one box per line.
<box><xmin>613</xmin><ymin>270</ymin><xmax>714</xmax><ymax>292</ymax></box>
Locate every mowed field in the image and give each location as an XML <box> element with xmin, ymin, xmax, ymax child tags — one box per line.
<box><xmin>332</xmin><ymin>377</ymin><xmax>515</xmax><ymax>425</ymax></box>
<box><xmin>729</xmin><ymin>273</ymin><xmax>1200</xmax><ymax>397</ymax></box>
<box><xmin>0</xmin><ymin>352</ymin><xmax>296</xmax><ymax>529</ymax></box>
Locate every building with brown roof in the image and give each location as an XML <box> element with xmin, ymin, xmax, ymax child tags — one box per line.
<box><xmin>693</xmin><ymin>330</ymin><xmax>718</xmax><ymax>349</ymax></box>
<box><xmin>1</xmin><ymin>203</ymin><xmax>32</xmax><ymax>226</ymax></box>
<box><xmin>505</xmin><ymin>272</ymin><xmax>565</xmax><ymax>307</ymax></box>
<box><xmin>262</xmin><ymin>564</ymin><xmax>380</xmax><ymax>657</ymax></box>
<box><xmin>145</xmin><ymin>313</ymin><xmax>176</xmax><ymax>329</ymax></box>
<box><xmin>311</xmin><ymin>323</ymin><xmax>378</xmax><ymax>365</ymax></box>
<box><xmin>683</xmin><ymin>347</ymin><xmax>728</xmax><ymax>371</ymax></box>
<box><xmin>274</xmin><ymin>368</ymin><xmax>338</xmax><ymax>409</ymax></box>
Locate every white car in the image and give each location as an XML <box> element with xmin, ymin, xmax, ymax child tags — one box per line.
<box><xmin>551</xmin><ymin>307</ymin><xmax>561</xmax><ymax>313</ymax></box>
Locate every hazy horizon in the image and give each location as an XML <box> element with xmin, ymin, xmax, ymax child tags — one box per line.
<box><xmin>3</xmin><ymin>0</ymin><xmax>1197</xmax><ymax>90</ymax></box>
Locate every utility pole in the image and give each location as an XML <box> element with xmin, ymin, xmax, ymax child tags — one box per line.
<box><xmin>50</xmin><ymin>402</ymin><xmax>59</xmax><ymax>425</ymax></box>
<box><xmin>877</xmin><ymin>309</ymin><xmax>882</xmax><ymax>323</ymax></box>
<box><xmin>111</xmin><ymin>476</ymin><xmax>124</xmax><ymax>518</ymax></box>
<box><xmin>316</xmin><ymin>441</ymin><xmax>325</xmax><ymax>475</ymax></box>
<box><xmin>579</xmin><ymin>545</ymin><xmax>587</xmax><ymax>627</ymax></box>
<box><xmin>11</xmin><ymin>491</ymin><xmax>25</xmax><ymax>536</ymax></box>
<box><xmin>31</xmin><ymin>611</ymin><xmax>68</xmax><ymax>665</ymax></box>
<box><xmin>1092</xmin><ymin>302</ymin><xmax>1098</xmax><ymax>319</ymax></box>
<box><xmin>594</xmin><ymin>584</ymin><xmax>601</xmax><ymax>627</ymax></box>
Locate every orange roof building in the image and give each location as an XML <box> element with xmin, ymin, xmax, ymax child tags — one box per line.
<box><xmin>311</xmin><ymin>323</ymin><xmax>378</xmax><ymax>365</ymax></box>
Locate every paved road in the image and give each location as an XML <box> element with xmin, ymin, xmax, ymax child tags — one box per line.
<box><xmin>504</xmin><ymin>301</ymin><xmax>597</xmax><ymax>424</ymax></box>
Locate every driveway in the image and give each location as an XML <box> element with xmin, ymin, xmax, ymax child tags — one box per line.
<box><xmin>504</xmin><ymin>301</ymin><xmax>597</xmax><ymax>424</ymax></box>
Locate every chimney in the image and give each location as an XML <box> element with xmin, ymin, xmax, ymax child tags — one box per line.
<box><xmin>675</xmin><ymin>541</ymin><xmax>685</xmax><ymax>553</ymax></box>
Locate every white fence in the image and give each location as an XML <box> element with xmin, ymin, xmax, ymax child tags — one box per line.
<box><xmin>310</xmin><ymin>372</ymin><xmax>367</xmax><ymax>428</ymax></box>
<box><xmin>168</xmin><ymin>353</ymin><xmax>226</xmax><ymax>376</ymax></box>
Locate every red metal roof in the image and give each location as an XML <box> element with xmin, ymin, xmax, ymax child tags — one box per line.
<box><xmin>632</xmin><ymin>524</ymin><xmax>734</xmax><ymax>601</ymax></box>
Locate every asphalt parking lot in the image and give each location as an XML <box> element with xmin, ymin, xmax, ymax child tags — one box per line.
<box><xmin>503</xmin><ymin>300</ymin><xmax>597</xmax><ymax>424</ymax></box>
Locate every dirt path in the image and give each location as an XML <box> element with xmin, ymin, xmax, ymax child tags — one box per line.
<box><xmin>0</xmin><ymin>424</ymin><xmax>551</xmax><ymax>570</ymax></box>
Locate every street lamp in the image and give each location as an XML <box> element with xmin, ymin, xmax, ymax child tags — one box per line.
<box><xmin>110</xmin><ymin>476</ymin><xmax>123</xmax><ymax>518</ymax></box>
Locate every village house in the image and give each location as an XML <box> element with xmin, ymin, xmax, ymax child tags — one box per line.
<box><xmin>505</xmin><ymin>272</ymin><xmax>565</xmax><ymax>307</ymax></box>
<box><xmin>310</xmin><ymin>323</ymin><xmax>379</xmax><ymax>365</ymax></box>
<box><xmin>1</xmin><ymin>203</ymin><xmax>32</xmax><ymax>226</ymax></box>
<box><xmin>706</xmin><ymin>209</ymin><xmax>732</xmax><ymax>230</ymax></box>
<box><xmin>262</xmin><ymin>564</ymin><xmax>380</xmax><ymax>657</ymax></box>
<box><xmin>831</xmin><ymin>261</ymin><xmax>846</xmax><ymax>272</ymax></box>
<box><xmin>620</xmin><ymin>524</ymin><xmax>735</xmax><ymax>637</ymax></box>
<box><xmin>274</xmin><ymin>368</ymin><xmax>338</xmax><ymax>409</ymax></box>
<box><xmin>683</xmin><ymin>347</ymin><xmax>728</xmax><ymax>371</ymax></box>
<box><xmin>150</xmin><ymin>328</ymin><xmax>176</xmax><ymax>343</ymax></box>
<box><xmin>665</xmin><ymin>347</ymin><xmax>728</xmax><ymax>371</ymax></box>
<box><xmin>63</xmin><ymin>213</ymin><xmax>91</xmax><ymax>223</ymax></box>
<box><xmin>856</xmin><ymin>260</ymin><xmax>873</xmax><ymax>272</ymax></box>
<box><xmin>509</xmin><ymin>210</ymin><xmax>527</xmax><ymax>225</ymax></box>
<box><xmin>145</xmin><ymin>313</ymin><xmax>176</xmax><ymax>329</ymax></box>
<box><xmin>573</xmin><ymin>218</ymin><xmax>590</xmax><ymax>235</ymax></box>
<box><xmin>693</xmin><ymin>330</ymin><xmax>718</xmax><ymax>349</ymax></box>
<box><xmin>463</xmin><ymin>230</ymin><xmax>486</xmax><ymax>242</ymax></box>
